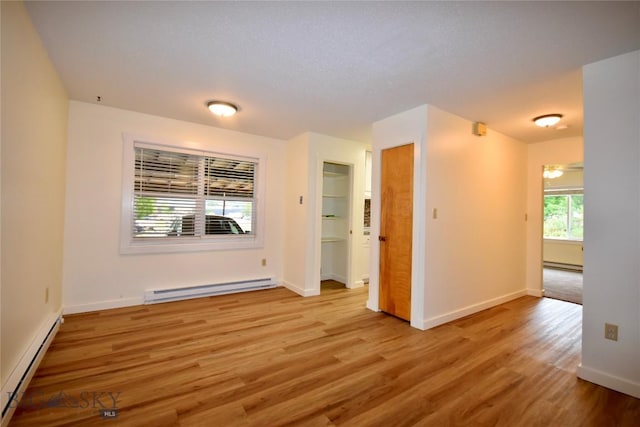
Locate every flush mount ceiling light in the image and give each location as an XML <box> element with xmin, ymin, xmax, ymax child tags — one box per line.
<box><xmin>207</xmin><ymin>101</ymin><xmax>238</xmax><ymax>117</ymax></box>
<box><xmin>533</xmin><ymin>114</ymin><xmax>563</xmax><ymax>128</ymax></box>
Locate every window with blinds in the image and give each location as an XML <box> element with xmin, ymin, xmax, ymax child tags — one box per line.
<box><xmin>133</xmin><ymin>145</ymin><xmax>256</xmax><ymax>239</ymax></box>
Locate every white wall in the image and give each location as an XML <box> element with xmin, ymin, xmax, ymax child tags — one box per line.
<box><xmin>1</xmin><ymin>0</ymin><xmax>67</xmax><ymax>391</ymax></box>
<box><xmin>526</xmin><ymin>137</ymin><xmax>583</xmax><ymax>294</ymax></box>
<box><xmin>62</xmin><ymin>102</ymin><xmax>286</xmax><ymax>312</ymax></box>
<box><xmin>579</xmin><ymin>50</ymin><xmax>640</xmax><ymax>398</ymax></box>
<box><xmin>360</xmin><ymin>234</ymin><xmax>371</xmax><ymax>283</ymax></box>
<box><xmin>543</xmin><ymin>240</ymin><xmax>583</xmax><ymax>267</ymax></box>
<box><xmin>283</xmin><ymin>133</ymin><xmax>313</xmax><ymax>295</ymax></box>
<box><xmin>370</xmin><ymin>105</ymin><xmax>428</xmax><ymax>328</ymax></box>
<box><xmin>370</xmin><ymin>105</ymin><xmax>527</xmax><ymax>330</ymax></box>
<box><xmin>544</xmin><ymin>169</ymin><xmax>583</xmax><ymax>189</ymax></box>
<box><xmin>283</xmin><ymin>132</ymin><xmax>368</xmax><ymax>296</ymax></box>
<box><xmin>423</xmin><ymin>106</ymin><xmax>527</xmax><ymax>328</ymax></box>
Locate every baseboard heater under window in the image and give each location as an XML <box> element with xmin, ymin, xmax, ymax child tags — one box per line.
<box><xmin>544</xmin><ymin>261</ymin><xmax>583</xmax><ymax>272</ymax></box>
<box><xmin>144</xmin><ymin>277</ymin><xmax>277</xmax><ymax>304</ymax></box>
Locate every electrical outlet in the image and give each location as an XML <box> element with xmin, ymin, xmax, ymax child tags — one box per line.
<box><xmin>605</xmin><ymin>323</ymin><xmax>618</xmax><ymax>341</ymax></box>
<box><xmin>261</xmin><ymin>258</ymin><xmax>267</xmax><ymax>267</ymax></box>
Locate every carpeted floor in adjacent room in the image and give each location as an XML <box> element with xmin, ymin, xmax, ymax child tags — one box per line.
<box><xmin>544</xmin><ymin>267</ymin><xmax>583</xmax><ymax>305</ymax></box>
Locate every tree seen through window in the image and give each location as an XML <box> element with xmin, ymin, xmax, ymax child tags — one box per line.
<box><xmin>543</xmin><ymin>193</ymin><xmax>583</xmax><ymax>240</ymax></box>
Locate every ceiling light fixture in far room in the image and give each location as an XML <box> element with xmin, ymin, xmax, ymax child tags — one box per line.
<box><xmin>543</xmin><ymin>167</ymin><xmax>564</xmax><ymax>179</ymax></box>
<box><xmin>533</xmin><ymin>113</ymin><xmax>563</xmax><ymax>128</ymax></box>
<box><xmin>207</xmin><ymin>101</ymin><xmax>238</xmax><ymax>117</ymax></box>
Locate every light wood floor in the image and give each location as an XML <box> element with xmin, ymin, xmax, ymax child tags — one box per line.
<box><xmin>9</xmin><ymin>283</ymin><xmax>639</xmax><ymax>426</ymax></box>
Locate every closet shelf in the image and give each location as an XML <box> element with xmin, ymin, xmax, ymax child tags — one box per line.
<box><xmin>323</xmin><ymin>171</ymin><xmax>347</xmax><ymax>177</ymax></box>
<box><xmin>322</xmin><ymin>215</ymin><xmax>341</xmax><ymax>220</ymax></box>
<box><xmin>321</xmin><ymin>237</ymin><xmax>346</xmax><ymax>243</ymax></box>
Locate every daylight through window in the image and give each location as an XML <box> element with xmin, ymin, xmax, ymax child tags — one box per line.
<box><xmin>543</xmin><ymin>192</ymin><xmax>583</xmax><ymax>240</ymax></box>
<box><xmin>133</xmin><ymin>146</ymin><xmax>256</xmax><ymax>239</ymax></box>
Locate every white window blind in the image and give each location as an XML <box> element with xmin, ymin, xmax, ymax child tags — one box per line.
<box><xmin>133</xmin><ymin>145</ymin><xmax>256</xmax><ymax>239</ymax></box>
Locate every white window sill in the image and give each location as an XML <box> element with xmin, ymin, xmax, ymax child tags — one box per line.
<box><xmin>121</xmin><ymin>235</ymin><xmax>262</xmax><ymax>254</ymax></box>
<box><xmin>543</xmin><ymin>238</ymin><xmax>583</xmax><ymax>245</ymax></box>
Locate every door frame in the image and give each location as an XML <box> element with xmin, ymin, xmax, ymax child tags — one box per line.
<box><xmin>367</xmin><ymin>140</ymin><xmax>426</xmax><ymax>329</ymax></box>
<box><xmin>311</xmin><ymin>158</ymin><xmax>355</xmax><ymax>294</ymax></box>
<box><xmin>539</xmin><ymin>163</ymin><xmax>585</xmax><ymax>302</ymax></box>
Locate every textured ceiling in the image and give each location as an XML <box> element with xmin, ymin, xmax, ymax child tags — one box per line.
<box><xmin>25</xmin><ymin>1</ymin><xmax>640</xmax><ymax>143</ymax></box>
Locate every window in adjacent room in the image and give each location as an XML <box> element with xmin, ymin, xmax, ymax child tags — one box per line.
<box><xmin>543</xmin><ymin>191</ymin><xmax>584</xmax><ymax>241</ymax></box>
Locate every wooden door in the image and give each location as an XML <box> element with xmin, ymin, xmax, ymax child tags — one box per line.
<box><xmin>379</xmin><ymin>143</ymin><xmax>413</xmax><ymax>321</ymax></box>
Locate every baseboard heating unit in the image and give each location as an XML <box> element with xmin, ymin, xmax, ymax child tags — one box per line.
<box><xmin>144</xmin><ymin>277</ymin><xmax>277</xmax><ymax>304</ymax></box>
<box><xmin>543</xmin><ymin>261</ymin><xmax>583</xmax><ymax>272</ymax></box>
<box><xmin>2</xmin><ymin>313</ymin><xmax>61</xmax><ymax>427</ymax></box>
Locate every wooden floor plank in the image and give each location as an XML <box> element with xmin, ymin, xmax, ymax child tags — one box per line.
<box><xmin>8</xmin><ymin>283</ymin><xmax>639</xmax><ymax>426</ymax></box>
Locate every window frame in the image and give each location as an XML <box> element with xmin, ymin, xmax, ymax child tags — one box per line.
<box><xmin>120</xmin><ymin>134</ymin><xmax>266</xmax><ymax>254</ymax></box>
<box><xmin>543</xmin><ymin>189</ymin><xmax>584</xmax><ymax>242</ymax></box>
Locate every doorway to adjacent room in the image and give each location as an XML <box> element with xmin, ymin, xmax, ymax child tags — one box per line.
<box><xmin>542</xmin><ymin>163</ymin><xmax>584</xmax><ymax>305</ymax></box>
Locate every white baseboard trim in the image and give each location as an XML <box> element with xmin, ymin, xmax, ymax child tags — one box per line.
<box><xmin>366</xmin><ymin>299</ymin><xmax>379</xmax><ymax>312</ymax></box>
<box><xmin>527</xmin><ymin>288</ymin><xmax>543</xmax><ymax>297</ymax></box>
<box><xmin>577</xmin><ymin>364</ymin><xmax>640</xmax><ymax>399</ymax></box>
<box><xmin>421</xmin><ymin>289</ymin><xmax>527</xmax><ymax>330</ymax></box>
<box><xmin>63</xmin><ymin>297</ymin><xmax>144</xmax><ymax>315</ymax></box>
<box><xmin>332</xmin><ymin>274</ymin><xmax>347</xmax><ymax>284</ymax></box>
<box><xmin>349</xmin><ymin>280</ymin><xmax>365</xmax><ymax>289</ymax></box>
<box><xmin>281</xmin><ymin>281</ymin><xmax>320</xmax><ymax>297</ymax></box>
<box><xmin>320</xmin><ymin>274</ymin><xmax>347</xmax><ymax>284</ymax></box>
<box><xmin>1</xmin><ymin>310</ymin><xmax>62</xmax><ymax>427</ymax></box>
